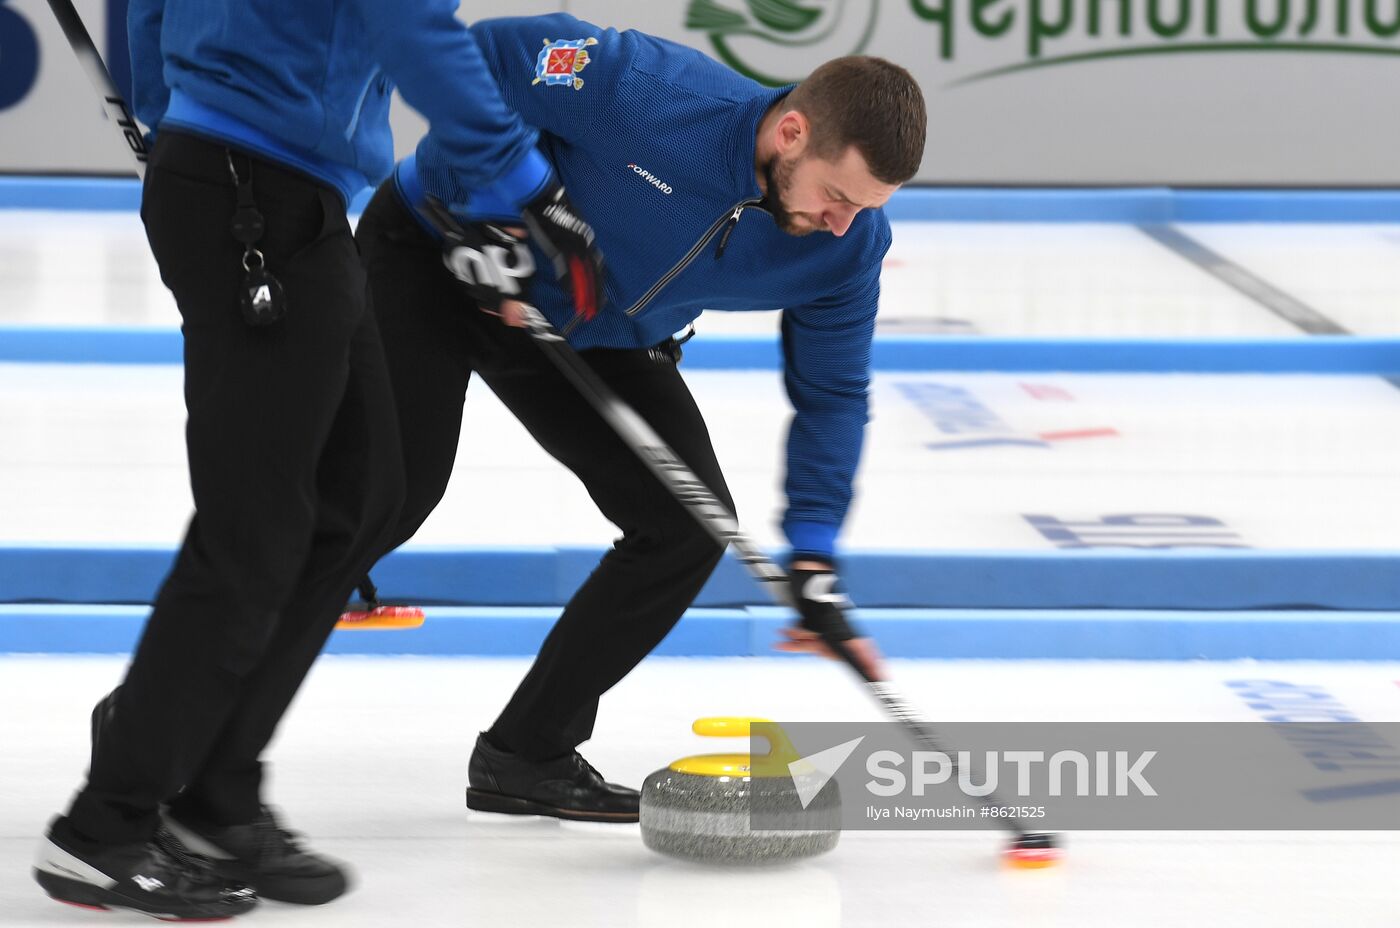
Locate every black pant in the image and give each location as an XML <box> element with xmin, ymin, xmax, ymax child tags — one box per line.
<box><xmin>358</xmin><ymin>180</ymin><xmax>732</xmax><ymax>761</ymax></box>
<box><xmin>63</xmin><ymin>133</ymin><xmax>405</xmax><ymax>846</ymax></box>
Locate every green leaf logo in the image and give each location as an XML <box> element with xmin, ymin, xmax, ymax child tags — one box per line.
<box><xmin>685</xmin><ymin>0</ymin><xmax>881</xmax><ymax>85</ymax></box>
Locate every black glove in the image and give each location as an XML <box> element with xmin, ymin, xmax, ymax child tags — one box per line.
<box><xmin>420</xmin><ymin>196</ymin><xmax>536</xmax><ymax>311</ymax></box>
<box><xmin>520</xmin><ymin>181</ymin><xmax>605</xmax><ymax>321</ymax></box>
<box><xmin>789</xmin><ymin>563</ymin><xmax>859</xmax><ymax>642</ymax></box>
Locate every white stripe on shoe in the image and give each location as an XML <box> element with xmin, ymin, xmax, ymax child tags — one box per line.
<box><xmin>33</xmin><ymin>837</ymin><xmax>118</xmax><ymax>888</ymax></box>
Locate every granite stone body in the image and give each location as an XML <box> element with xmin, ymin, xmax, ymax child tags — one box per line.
<box><xmin>640</xmin><ymin>767</ymin><xmax>841</xmax><ymax>863</ymax></box>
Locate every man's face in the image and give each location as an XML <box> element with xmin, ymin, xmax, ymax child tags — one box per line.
<box><xmin>762</xmin><ymin>144</ymin><xmax>899</xmax><ymax>238</ymax></box>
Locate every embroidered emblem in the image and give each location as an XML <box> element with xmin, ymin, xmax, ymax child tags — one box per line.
<box><xmin>532</xmin><ymin>37</ymin><xmax>598</xmax><ymax>90</ymax></box>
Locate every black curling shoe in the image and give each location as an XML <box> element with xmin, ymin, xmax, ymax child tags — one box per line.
<box><xmin>466</xmin><ymin>733</ymin><xmax>641</xmax><ymax>823</ymax></box>
<box><xmin>34</xmin><ymin>821</ymin><xmax>258</xmax><ymax>920</ymax></box>
<box><xmin>163</xmin><ymin>806</ymin><xmax>349</xmax><ymax>906</ymax></box>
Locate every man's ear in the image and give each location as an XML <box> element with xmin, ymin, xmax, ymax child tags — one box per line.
<box><xmin>774</xmin><ymin>109</ymin><xmax>811</xmax><ymax>158</ymax></box>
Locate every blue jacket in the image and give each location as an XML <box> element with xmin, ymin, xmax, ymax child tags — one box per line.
<box><xmin>127</xmin><ymin>0</ymin><xmax>552</xmax><ymax>208</ymax></box>
<box><xmin>401</xmin><ymin>14</ymin><xmax>891</xmax><ymax>558</ymax></box>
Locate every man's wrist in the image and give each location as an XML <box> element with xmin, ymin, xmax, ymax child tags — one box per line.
<box><xmin>791</xmin><ymin>558</ymin><xmax>833</xmax><ymax>571</ymax></box>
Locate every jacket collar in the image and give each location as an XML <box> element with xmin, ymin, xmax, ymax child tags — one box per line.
<box><xmin>728</xmin><ymin>86</ymin><xmax>793</xmax><ymax>201</ymax></box>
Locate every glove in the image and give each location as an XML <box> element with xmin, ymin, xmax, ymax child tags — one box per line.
<box><xmin>520</xmin><ymin>181</ymin><xmax>605</xmax><ymax>321</ymax></box>
<box><xmin>789</xmin><ymin>563</ymin><xmax>859</xmax><ymax>643</ymax></box>
<box><xmin>419</xmin><ymin>196</ymin><xmax>536</xmax><ymax>312</ymax></box>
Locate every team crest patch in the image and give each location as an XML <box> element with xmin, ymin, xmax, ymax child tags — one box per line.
<box><xmin>532</xmin><ymin>37</ymin><xmax>598</xmax><ymax>90</ymax></box>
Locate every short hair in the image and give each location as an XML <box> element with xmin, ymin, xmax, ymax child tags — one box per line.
<box><xmin>783</xmin><ymin>56</ymin><xmax>927</xmax><ymax>185</ymax></box>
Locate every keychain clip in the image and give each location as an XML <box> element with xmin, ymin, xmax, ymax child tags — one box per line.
<box><xmin>226</xmin><ymin>151</ymin><xmax>287</xmax><ymax>327</ymax></box>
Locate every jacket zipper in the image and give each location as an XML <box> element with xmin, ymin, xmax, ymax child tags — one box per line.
<box><xmin>560</xmin><ymin>197</ymin><xmax>762</xmax><ymax>338</ymax></box>
<box><xmin>715</xmin><ymin>200</ymin><xmax>761</xmax><ymax>259</ymax></box>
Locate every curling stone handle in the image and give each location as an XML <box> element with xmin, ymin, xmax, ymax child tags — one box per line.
<box><xmin>691</xmin><ymin>717</ymin><xmax>771</xmax><ymax>738</ymax></box>
<box><xmin>690</xmin><ymin>718</ymin><xmax>802</xmax><ymax>766</ymax></box>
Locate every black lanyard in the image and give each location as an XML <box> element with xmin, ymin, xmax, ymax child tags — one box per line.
<box><xmin>226</xmin><ymin>151</ymin><xmax>288</xmax><ymax>326</ymax></box>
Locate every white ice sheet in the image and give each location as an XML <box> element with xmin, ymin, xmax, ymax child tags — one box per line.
<box><xmin>2</xmin><ymin>656</ymin><xmax>1398</xmax><ymax>927</ymax></box>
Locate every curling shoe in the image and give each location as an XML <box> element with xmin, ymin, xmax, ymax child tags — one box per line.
<box><xmin>34</xmin><ymin>819</ymin><xmax>258</xmax><ymax>920</ymax></box>
<box><xmin>466</xmin><ymin>733</ymin><xmax>640</xmax><ymax>823</ymax></box>
<box><xmin>163</xmin><ymin>805</ymin><xmax>349</xmax><ymax>906</ymax></box>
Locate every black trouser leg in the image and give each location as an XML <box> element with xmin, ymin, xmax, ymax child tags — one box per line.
<box><xmin>357</xmin><ymin>185</ymin><xmax>475</xmax><ymax>554</ymax></box>
<box><xmin>170</xmin><ymin>307</ymin><xmax>406</xmax><ymax>827</ymax></box>
<box><xmin>63</xmin><ymin>133</ymin><xmax>403</xmax><ymax>845</ymax></box>
<box><xmin>357</xmin><ymin>181</ymin><xmax>731</xmax><ymax>762</ymax></box>
<box><xmin>480</xmin><ymin>350</ymin><xmax>733</xmax><ymax>759</ymax></box>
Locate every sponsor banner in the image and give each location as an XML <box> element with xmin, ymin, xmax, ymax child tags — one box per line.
<box><xmin>0</xmin><ymin>0</ymin><xmax>133</xmax><ymax>173</ymax></box>
<box><xmin>3</xmin><ymin>1</ymin><xmax>1398</xmax><ymax>182</ymax></box>
<box><xmin>747</xmin><ymin>720</ymin><xmax>1400</xmax><ymax>831</ymax></box>
<box><xmin>569</xmin><ymin>0</ymin><xmax>1400</xmax><ymax>184</ymax></box>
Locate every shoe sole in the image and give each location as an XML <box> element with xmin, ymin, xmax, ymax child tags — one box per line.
<box><xmin>35</xmin><ymin>868</ymin><xmax>253</xmax><ymax>921</ymax></box>
<box><xmin>465</xmin><ymin>788</ymin><xmax>639</xmax><ymax>823</ymax></box>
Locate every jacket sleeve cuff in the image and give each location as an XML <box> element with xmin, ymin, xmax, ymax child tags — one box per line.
<box><xmin>783</xmin><ymin>521</ymin><xmax>837</xmax><ymax>560</ymax></box>
<box><xmin>467</xmin><ymin>186</ymin><xmax>523</xmax><ymax>224</ymax></box>
<box><xmin>394</xmin><ymin>155</ymin><xmax>525</xmax><ymax>237</ymax></box>
<box><xmin>493</xmin><ymin>148</ymin><xmax>554</xmax><ymax>207</ymax></box>
<box><xmin>392</xmin><ymin>156</ymin><xmax>441</xmax><ymax>239</ymax></box>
